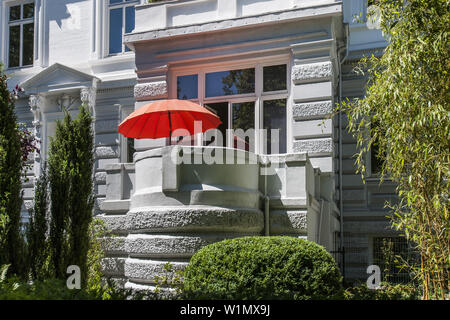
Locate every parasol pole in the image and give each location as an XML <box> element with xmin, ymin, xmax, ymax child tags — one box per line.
<box><xmin>168</xmin><ymin>110</ymin><xmax>172</xmax><ymax>146</ymax></box>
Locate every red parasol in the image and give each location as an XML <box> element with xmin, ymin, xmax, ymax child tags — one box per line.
<box><xmin>118</xmin><ymin>99</ymin><xmax>222</xmax><ymax>141</ymax></box>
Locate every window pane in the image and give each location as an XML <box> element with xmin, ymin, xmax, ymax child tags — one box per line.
<box><xmin>9</xmin><ymin>5</ymin><xmax>21</xmax><ymax>21</ymax></box>
<box><xmin>204</xmin><ymin>102</ymin><xmax>228</xmax><ymax>147</ymax></box>
<box><xmin>8</xmin><ymin>25</ymin><xmax>20</xmax><ymax>68</ymax></box>
<box><xmin>125</xmin><ymin>6</ymin><xmax>135</xmax><ymax>33</ymax></box>
<box><xmin>127</xmin><ymin>138</ymin><xmax>135</xmax><ymax>163</ymax></box>
<box><xmin>23</xmin><ymin>3</ymin><xmax>35</xmax><ymax>19</ymax></box>
<box><xmin>371</xmin><ymin>137</ymin><xmax>383</xmax><ymax>174</ymax></box>
<box><xmin>263</xmin><ymin>64</ymin><xmax>287</xmax><ymax>92</ymax></box>
<box><xmin>177</xmin><ymin>74</ymin><xmax>198</xmax><ymax>100</ymax></box>
<box><xmin>205</xmin><ymin>68</ymin><xmax>255</xmax><ymax>98</ymax></box>
<box><xmin>232</xmin><ymin>102</ymin><xmax>255</xmax><ymax>152</ymax></box>
<box><xmin>263</xmin><ymin>99</ymin><xmax>286</xmax><ymax>154</ymax></box>
<box><xmin>22</xmin><ymin>23</ymin><xmax>34</xmax><ymax>66</ymax></box>
<box><xmin>109</xmin><ymin>0</ymin><xmax>123</xmax><ymax>4</ymax></box>
<box><xmin>109</xmin><ymin>8</ymin><xmax>123</xmax><ymax>54</ymax></box>
<box><xmin>124</xmin><ymin>6</ymin><xmax>135</xmax><ymax>52</ymax></box>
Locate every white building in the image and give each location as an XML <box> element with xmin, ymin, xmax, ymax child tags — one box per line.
<box><xmin>1</xmin><ymin>0</ymin><xmax>404</xmax><ymax>287</ymax></box>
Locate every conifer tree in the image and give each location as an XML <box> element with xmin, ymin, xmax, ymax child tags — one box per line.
<box><xmin>0</xmin><ymin>68</ymin><xmax>27</xmax><ymax>277</ymax></box>
<box><xmin>48</xmin><ymin>105</ymin><xmax>94</xmax><ymax>286</ymax></box>
<box><xmin>27</xmin><ymin>165</ymin><xmax>50</xmax><ymax>280</ymax></box>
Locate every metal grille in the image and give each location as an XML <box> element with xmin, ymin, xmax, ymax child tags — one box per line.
<box><xmin>372</xmin><ymin>236</ymin><xmax>416</xmax><ymax>284</ymax></box>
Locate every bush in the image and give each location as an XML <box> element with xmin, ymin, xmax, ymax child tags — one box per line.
<box><xmin>344</xmin><ymin>282</ymin><xmax>420</xmax><ymax>300</ymax></box>
<box><xmin>183</xmin><ymin>236</ymin><xmax>343</xmax><ymax>300</ymax></box>
<box><xmin>0</xmin><ymin>264</ymin><xmax>158</xmax><ymax>300</ymax></box>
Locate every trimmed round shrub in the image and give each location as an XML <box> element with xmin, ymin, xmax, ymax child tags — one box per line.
<box><xmin>183</xmin><ymin>236</ymin><xmax>343</xmax><ymax>300</ymax></box>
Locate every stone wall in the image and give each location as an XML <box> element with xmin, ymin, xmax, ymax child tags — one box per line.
<box><xmin>98</xmin><ymin>147</ymin><xmax>340</xmax><ymax>290</ymax></box>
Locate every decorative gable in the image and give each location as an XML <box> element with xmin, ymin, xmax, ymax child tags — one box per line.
<box><xmin>21</xmin><ymin>63</ymin><xmax>99</xmax><ymax>94</ymax></box>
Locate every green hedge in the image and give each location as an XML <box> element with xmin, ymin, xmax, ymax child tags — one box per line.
<box><xmin>183</xmin><ymin>236</ymin><xmax>343</xmax><ymax>300</ymax></box>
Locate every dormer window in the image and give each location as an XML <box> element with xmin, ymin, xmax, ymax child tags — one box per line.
<box><xmin>7</xmin><ymin>2</ymin><xmax>35</xmax><ymax>68</ymax></box>
<box><xmin>108</xmin><ymin>0</ymin><xmax>138</xmax><ymax>55</ymax></box>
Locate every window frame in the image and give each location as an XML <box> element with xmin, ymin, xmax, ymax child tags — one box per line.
<box><xmin>170</xmin><ymin>58</ymin><xmax>290</xmax><ymax>154</ymax></box>
<box><xmin>105</xmin><ymin>0</ymin><xmax>139</xmax><ymax>57</ymax></box>
<box><xmin>5</xmin><ymin>0</ymin><xmax>35</xmax><ymax>70</ymax></box>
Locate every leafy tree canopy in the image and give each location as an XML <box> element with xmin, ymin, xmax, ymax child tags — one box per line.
<box><xmin>340</xmin><ymin>0</ymin><xmax>449</xmax><ymax>299</ymax></box>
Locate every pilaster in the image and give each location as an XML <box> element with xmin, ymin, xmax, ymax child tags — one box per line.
<box><xmin>29</xmin><ymin>94</ymin><xmax>44</xmax><ymax>179</ymax></box>
<box><xmin>290</xmin><ymin>39</ymin><xmax>337</xmax><ymax>174</ymax></box>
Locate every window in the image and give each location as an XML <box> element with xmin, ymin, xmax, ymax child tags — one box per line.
<box><xmin>108</xmin><ymin>0</ymin><xmax>137</xmax><ymax>55</ymax></box>
<box><xmin>263</xmin><ymin>64</ymin><xmax>287</xmax><ymax>92</ymax></box>
<box><xmin>7</xmin><ymin>2</ymin><xmax>35</xmax><ymax>68</ymax></box>
<box><xmin>176</xmin><ymin>63</ymin><xmax>288</xmax><ymax>154</ymax></box>
<box><xmin>372</xmin><ymin>237</ymin><xmax>416</xmax><ymax>284</ymax></box>
<box><xmin>126</xmin><ymin>137</ymin><xmax>135</xmax><ymax>163</ymax></box>
<box><xmin>121</xmin><ymin>107</ymin><xmax>135</xmax><ymax>162</ymax></box>
<box><xmin>177</xmin><ymin>74</ymin><xmax>198</xmax><ymax>100</ymax></box>
<box><xmin>263</xmin><ymin>99</ymin><xmax>287</xmax><ymax>154</ymax></box>
<box><xmin>370</xmin><ymin>120</ymin><xmax>385</xmax><ymax>175</ymax></box>
<box><xmin>205</xmin><ymin>68</ymin><xmax>255</xmax><ymax>98</ymax></box>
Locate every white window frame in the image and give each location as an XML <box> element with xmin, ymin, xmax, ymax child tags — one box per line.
<box><xmin>105</xmin><ymin>0</ymin><xmax>139</xmax><ymax>57</ymax></box>
<box><xmin>5</xmin><ymin>0</ymin><xmax>35</xmax><ymax>69</ymax></box>
<box><xmin>169</xmin><ymin>57</ymin><xmax>291</xmax><ymax>154</ymax></box>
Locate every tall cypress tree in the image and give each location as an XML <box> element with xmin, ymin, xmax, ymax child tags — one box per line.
<box><xmin>48</xmin><ymin>105</ymin><xmax>94</xmax><ymax>286</ymax></box>
<box><xmin>48</xmin><ymin>114</ymin><xmax>71</xmax><ymax>279</ymax></box>
<box><xmin>0</xmin><ymin>69</ymin><xmax>26</xmax><ymax>276</ymax></box>
<box><xmin>28</xmin><ymin>165</ymin><xmax>50</xmax><ymax>280</ymax></box>
<box><xmin>67</xmin><ymin>106</ymin><xmax>94</xmax><ymax>288</ymax></box>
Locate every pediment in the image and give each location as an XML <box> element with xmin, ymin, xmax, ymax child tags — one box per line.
<box><xmin>21</xmin><ymin>63</ymin><xmax>99</xmax><ymax>94</ymax></box>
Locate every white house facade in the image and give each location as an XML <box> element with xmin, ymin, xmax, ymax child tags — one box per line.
<box><xmin>1</xmin><ymin>0</ymin><xmax>402</xmax><ymax>288</ymax></box>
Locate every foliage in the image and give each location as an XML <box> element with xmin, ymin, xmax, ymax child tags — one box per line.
<box><xmin>0</xmin><ymin>67</ymin><xmax>27</xmax><ymax>278</ymax></box>
<box><xmin>154</xmin><ymin>262</ymin><xmax>184</xmax><ymax>298</ymax></box>
<box><xmin>338</xmin><ymin>0</ymin><xmax>449</xmax><ymax>299</ymax></box>
<box><xmin>47</xmin><ymin>105</ymin><xmax>94</xmax><ymax>286</ymax></box>
<box><xmin>86</xmin><ymin>218</ymin><xmax>111</xmax><ymax>298</ymax></box>
<box><xmin>343</xmin><ymin>282</ymin><xmax>420</xmax><ymax>300</ymax></box>
<box><xmin>27</xmin><ymin>165</ymin><xmax>50</xmax><ymax>280</ymax></box>
<box><xmin>183</xmin><ymin>236</ymin><xmax>343</xmax><ymax>300</ymax></box>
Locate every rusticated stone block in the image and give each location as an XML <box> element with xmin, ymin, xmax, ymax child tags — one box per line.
<box><xmin>125</xmin><ymin>234</ymin><xmax>245</xmax><ymax>258</ymax></box>
<box><xmin>134</xmin><ymin>81</ymin><xmax>167</xmax><ymax>100</ymax></box>
<box><xmin>293</xmin><ymin>138</ymin><xmax>333</xmax><ymax>154</ymax></box>
<box><xmin>95</xmin><ymin>146</ymin><xmax>119</xmax><ymax>159</ymax></box>
<box><xmin>269</xmin><ymin>210</ymin><xmax>308</xmax><ymax>234</ymax></box>
<box><xmin>101</xmin><ymin>257</ymin><xmax>126</xmax><ymax>276</ymax></box>
<box><xmin>126</xmin><ymin>207</ymin><xmax>264</xmax><ymax>233</ymax></box>
<box><xmin>293</xmin><ymin>101</ymin><xmax>333</xmax><ymax>120</ymax></box>
<box><xmin>98</xmin><ymin>214</ymin><xmax>128</xmax><ymax>234</ymax></box>
<box><xmin>125</xmin><ymin>258</ymin><xmax>187</xmax><ymax>283</ymax></box>
<box><xmin>100</xmin><ymin>236</ymin><xmax>127</xmax><ymax>255</ymax></box>
<box><xmin>292</xmin><ymin>61</ymin><xmax>332</xmax><ymax>83</ymax></box>
<box><xmin>95</xmin><ymin>171</ymin><xmax>107</xmax><ymax>184</ymax></box>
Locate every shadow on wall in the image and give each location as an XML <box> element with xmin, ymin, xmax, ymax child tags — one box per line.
<box><xmin>47</xmin><ymin>0</ymin><xmax>87</xmax><ymax>28</ymax></box>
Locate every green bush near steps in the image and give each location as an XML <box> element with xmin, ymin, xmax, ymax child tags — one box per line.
<box><xmin>183</xmin><ymin>236</ymin><xmax>343</xmax><ymax>300</ymax></box>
